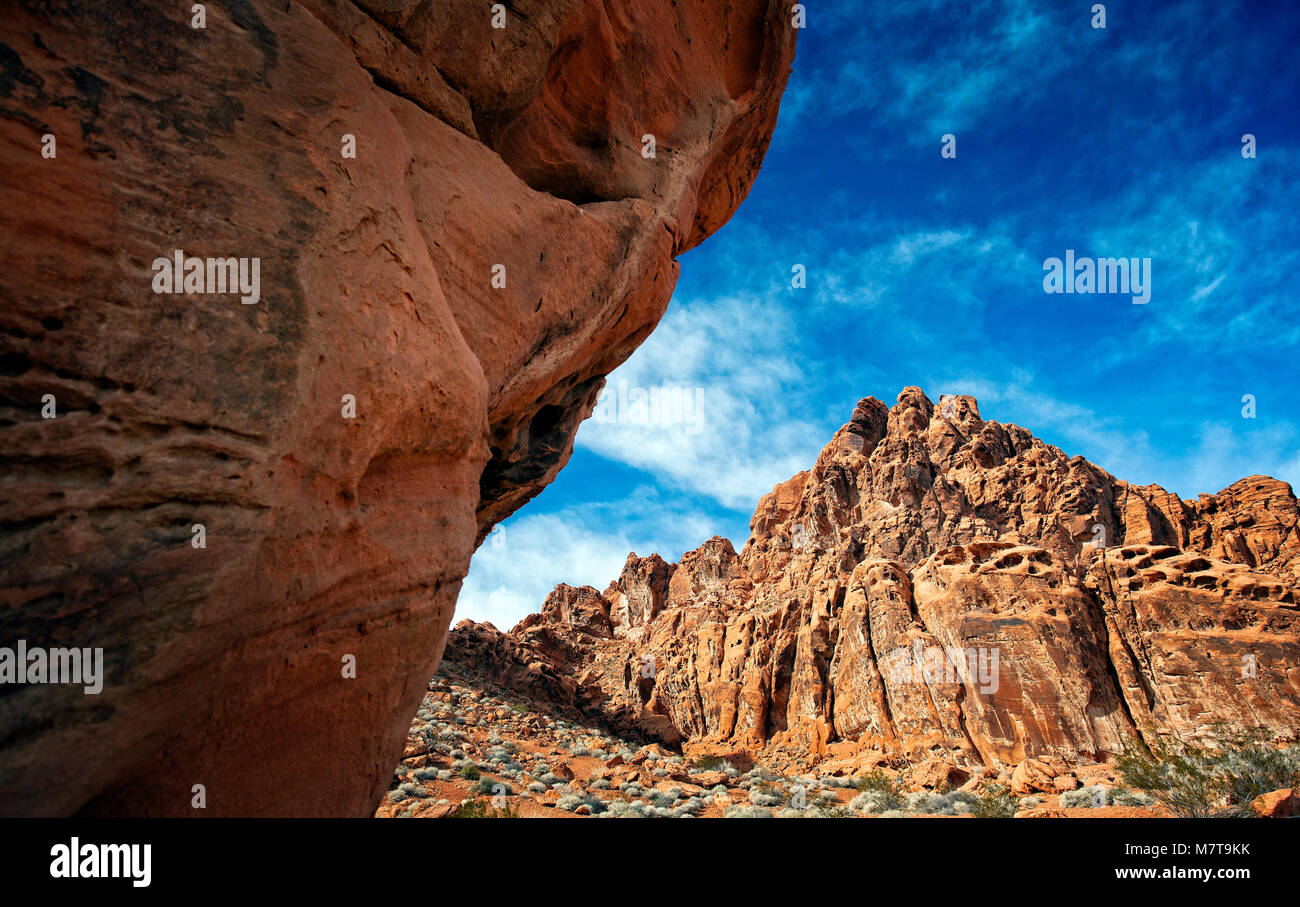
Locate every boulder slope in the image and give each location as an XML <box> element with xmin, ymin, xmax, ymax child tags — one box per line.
<box><xmin>0</xmin><ymin>0</ymin><xmax>794</xmax><ymax>815</ymax></box>
<box><xmin>450</xmin><ymin>389</ymin><xmax>1300</xmax><ymax>771</ymax></box>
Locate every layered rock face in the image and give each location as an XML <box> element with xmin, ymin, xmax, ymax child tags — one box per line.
<box><xmin>453</xmin><ymin>389</ymin><xmax>1300</xmax><ymax>771</ymax></box>
<box><xmin>0</xmin><ymin>1</ymin><xmax>794</xmax><ymax>815</ymax></box>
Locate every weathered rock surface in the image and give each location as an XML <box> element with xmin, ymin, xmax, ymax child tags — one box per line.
<box><xmin>449</xmin><ymin>389</ymin><xmax>1300</xmax><ymax>774</ymax></box>
<box><xmin>0</xmin><ymin>0</ymin><xmax>794</xmax><ymax>815</ymax></box>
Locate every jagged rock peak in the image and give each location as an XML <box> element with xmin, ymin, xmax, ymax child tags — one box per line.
<box><xmin>452</xmin><ymin>389</ymin><xmax>1300</xmax><ymax>773</ymax></box>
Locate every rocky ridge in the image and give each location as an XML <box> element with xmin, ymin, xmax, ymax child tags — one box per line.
<box><xmin>446</xmin><ymin>388</ymin><xmax>1300</xmax><ymax>777</ymax></box>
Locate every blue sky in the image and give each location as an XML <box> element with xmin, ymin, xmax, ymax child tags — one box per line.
<box><xmin>459</xmin><ymin>0</ymin><xmax>1300</xmax><ymax>628</ymax></box>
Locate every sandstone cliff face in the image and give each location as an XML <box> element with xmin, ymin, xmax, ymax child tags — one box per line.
<box><xmin>451</xmin><ymin>389</ymin><xmax>1300</xmax><ymax>772</ymax></box>
<box><xmin>0</xmin><ymin>0</ymin><xmax>794</xmax><ymax>815</ymax></box>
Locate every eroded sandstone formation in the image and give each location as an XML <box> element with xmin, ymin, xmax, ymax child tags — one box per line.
<box><xmin>450</xmin><ymin>389</ymin><xmax>1300</xmax><ymax>773</ymax></box>
<box><xmin>0</xmin><ymin>0</ymin><xmax>794</xmax><ymax>815</ymax></box>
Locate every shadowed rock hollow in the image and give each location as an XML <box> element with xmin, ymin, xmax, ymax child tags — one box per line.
<box><xmin>0</xmin><ymin>0</ymin><xmax>795</xmax><ymax>816</ymax></box>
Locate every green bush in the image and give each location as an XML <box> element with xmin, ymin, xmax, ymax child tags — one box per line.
<box><xmin>811</xmin><ymin>800</ymin><xmax>854</xmax><ymax>818</ymax></box>
<box><xmin>458</xmin><ymin>763</ymin><xmax>481</xmax><ymax>781</ymax></box>
<box><xmin>967</xmin><ymin>783</ymin><xmax>1017</xmax><ymax>818</ymax></box>
<box><xmin>854</xmin><ymin>769</ymin><xmax>899</xmax><ymax>794</ymax></box>
<box><xmin>1108</xmin><ymin>785</ymin><xmax>1153</xmax><ymax>807</ymax></box>
<box><xmin>1116</xmin><ymin>731</ymin><xmax>1300</xmax><ymax>818</ymax></box>
<box><xmin>850</xmin><ymin>770</ymin><xmax>902</xmax><ymax>812</ymax></box>
<box><xmin>450</xmin><ymin>797</ymin><xmax>518</xmax><ymax>818</ymax></box>
<box><xmin>473</xmin><ymin>778</ymin><xmax>512</xmax><ymax>797</ymax></box>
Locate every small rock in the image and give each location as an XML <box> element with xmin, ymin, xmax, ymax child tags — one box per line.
<box><xmin>1251</xmin><ymin>787</ymin><xmax>1298</xmax><ymax>818</ymax></box>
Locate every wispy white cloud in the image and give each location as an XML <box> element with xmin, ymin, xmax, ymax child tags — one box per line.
<box><xmin>787</xmin><ymin>0</ymin><xmax>1073</xmax><ymax>141</ymax></box>
<box><xmin>1086</xmin><ymin>150</ymin><xmax>1300</xmax><ymax>354</ymax></box>
<box><xmin>575</xmin><ymin>295</ymin><xmax>827</xmax><ymax>511</ymax></box>
<box><xmin>457</xmin><ymin>489</ymin><xmax>723</xmax><ymax>628</ymax></box>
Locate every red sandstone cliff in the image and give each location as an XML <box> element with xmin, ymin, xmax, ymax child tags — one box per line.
<box><xmin>0</xmin><ymin>0</ymin><xmax>795</xmax><ymax>816</ymax></box>
<box><xmin>447</xmin><ymin>389</ymin><xmax>1300</xmax><ymax>772</ymax></box>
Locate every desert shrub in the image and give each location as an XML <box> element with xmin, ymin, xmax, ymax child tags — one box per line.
<box><xmin>1108</xmin><ymin>785</ymin><xmax>1153</xmax><ymax>807</ymax></box>
<box><xmin>895</xmin><ymin>790</ymin><xmax>971</xmax><ymax>816</ymax></box>
<box><xmin>1119</xmin><ymin>734</ymin><xmax>1300</xmax><ymax>818</ymax></box>
<box><xmin>556</xmin><ymin>794</ymin><xmax>606</xmax><ymax>813</ymax></box>
<box><xmin>450</xmin><ymin>798</ymin><xmax>517</xmax><ymax>818</ymax></box>
<box><xmin>850</xmin><ymin>771</ymin><xmax>902</xmax><ymax>811</ymax></box>
<box><xmin>413</xmin><ymin>767</ymin><xmax>439</xmax><ymax>781</ymax></box>
<box><xmin>647</xmin><ymin>789</ymin><xmax>677</xmax><ymax>807</ymax></box>
<box><xmin>723</xmin><ymin>805</ymin><xmax>772</xmax><ymax>818</ymax></box>
<box><xmin>692</xmin><ymin>755</ymin><xmax>725</xmax><ymax>771</ymax></box>
<box><xmin>810</xmin><ymin>797</ymin><xmax>854</xmax><ymax>818</ymax></box>
<box><xmin>473</xmin><ymin>778</ymin><xmax>512</xmax><ymax>797</ymax></box>
<box><xmin>850</xmin><ymin>790</ymin><xmax>895</xmax><ymax>813</ymax></box>
<box><xmin>749</xmin><ymin>786</ymin><xmax>783</xmax><ymax>808</ymax></box>
<box><xmin>854</xmin><ymin>769</ymin><xmax>899</xmax><ymax>794</ymax></box>
<box><xmin>604</xmin><ymin>799</ymin><xmax>647</xmax><ymax>818</ymax></box>
<box><xmin>967</xmin><ymin>783</ymin><xmax>1017</xmax><ymax>818</ymax></box>
<box><xmin>1060</xmin><ymin>785</ymin><xmax>1109</xmax><ymax>809</ymax></box>
<box><xmin>458</xmin><ymin>763</ymin><xmax>481</xmax><ymax>781</ymax></box>
<box><xmin>674</xmin><ymin>797</ymin><xmax>704</xmax><ymax>816</ymax></box>
<box><xmin>1217</xmin><ymin>739</ymin><xmax>1300</xmax><ymax>809</ymax></box>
